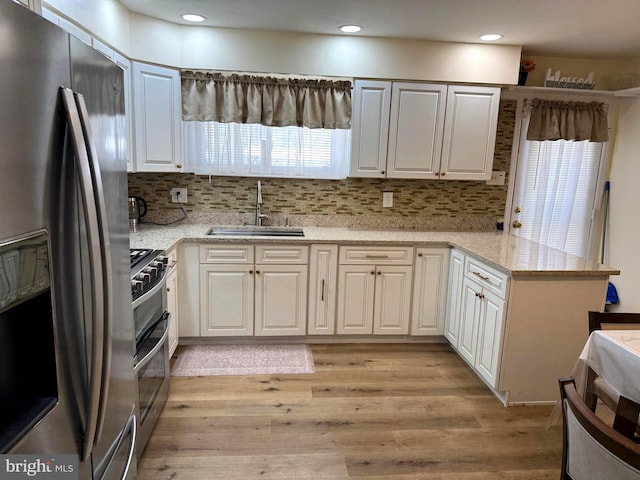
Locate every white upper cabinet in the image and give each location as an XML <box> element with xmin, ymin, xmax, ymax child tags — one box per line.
<box><xmin>350</xmin><ymin>81</ymin><xmax>391</xmax><ymax>177</ymax></box>
<box><xmin>387</xmin><ymin>83</ymin><xmax>447</xmax><ymax>179</ymax></box>
<box><xmin>92</xmin><ymin>39</ymin><xmax>135</xmax><ymax>173</ymax></box>
<box><xmin>133</xmin><ymin>62</ymin><xmax>183</xmax><ymax>172</ymax></box>
<box><xmin>350</xmin><ymin>80</ymin><xmax>500</xmax><ymax>180</ymax></box>
<box><xmin>440</xmin><ymin>85</ymin><xmax>501</xmax><ymax>181</ymax></box>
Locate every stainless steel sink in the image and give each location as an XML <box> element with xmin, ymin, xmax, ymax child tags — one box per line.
<box><xmin>207</xmin><ymin>226</ymin><xmax>305</xmax><ymax>237</ymax></box>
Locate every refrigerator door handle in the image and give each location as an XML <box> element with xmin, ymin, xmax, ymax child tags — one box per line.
<box><xmin>74</xmin><ymin>92</ymin><xmax>114</xmax><ymax>447</ymax></box>
<box><xmin>60</xmin><ymin>87</ymin><xmax>106</xmax><ymax>462</ymax></box>
<box><xmin>121</xmin><ymin>414</ymin><xmax>137</xmax><ymax>480</ymax></box>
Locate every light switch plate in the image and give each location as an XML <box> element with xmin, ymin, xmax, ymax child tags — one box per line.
<box><xmin>382</xmin><ymin>191</ymin><xmax>393</xmax><ymax>208</ymax></box>
<box><xmin>486</xmin><ymin>171</ymin><xmax>506</xmax><ymax>186</ymax></box>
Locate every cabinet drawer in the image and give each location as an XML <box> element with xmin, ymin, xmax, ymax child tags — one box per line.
<box><xmin>464</xmin><ymin>256</ymin><xmax>509</xmax><ymax>298</ymax></box>
<box><xmin>199</xmin><ymin>245</ymin><xmax>254</xmax><ymax>264</ymax></box>
<box><xmin>256</xmin><ymin>245</ymin><xmax>309</xmax><ymax>264</ymax></box>
<box><xmin>339</xmin><ymin>246</ymin><xmax>413</xmax><ymax>265</ymax></box>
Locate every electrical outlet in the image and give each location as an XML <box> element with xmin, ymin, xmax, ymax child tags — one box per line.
<box><xmin>170</xmin><ymin>188</ymin><xmax>187</xmax><ymax>203</ymax></box>
<box><xmin>486</xmin><ymin>171</ymin><xmax>506</xmax><ymax>186</ymax></box>
<box><xmin>382</xmin><ymin>191</ymin><xmax>393</xmax><ymax>208</ymax></box>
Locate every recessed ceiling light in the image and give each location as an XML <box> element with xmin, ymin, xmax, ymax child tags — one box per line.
<box><xmin>479</xmin><ymin>33</ymin><xmax>504</xmax><ymax>41</ymax></box>
<box><xmin>182</xmin><ymin>13</ymin><xmax>206</xmax><ymax>22</ymax></box>
<box><xmin>339</xmin><ymin>25</ymin><xmax>362</xmax><ymax>33</ymax></box>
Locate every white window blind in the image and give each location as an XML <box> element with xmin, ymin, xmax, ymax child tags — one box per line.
<box><xmin>513</xmin><ymin>130</ymin><xmax>604</xmax><ymax>258</ymax></box>
<box><xmin>183</xmin><ymin>121</ymin><xmax>351</xmax><ymax>179</ymax></box>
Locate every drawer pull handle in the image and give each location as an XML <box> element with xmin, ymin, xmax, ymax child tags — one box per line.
<box><xmin>321</xmin><ymin>279</ymin><xmax>325</xmax><ymax>302</ymax></box>
<box><xmin>472</xmin><ymin>271</ymin><xmax>490</xmax><ymax>282</ymax></box>
<box><xmin>365</xmin><ymin>254</ymin><xmax>390</xmax><ymax>259</ymax></box>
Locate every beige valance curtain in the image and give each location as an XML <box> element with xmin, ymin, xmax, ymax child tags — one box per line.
<box><xmin>181</xmin><ymin>71</ymin><xmax>352</xmax><ymax>129</ymax></box>
<box><xmin>526</xmin><ymin>99</ymin><xmax>608</xmax><ymax>142</ymax></box>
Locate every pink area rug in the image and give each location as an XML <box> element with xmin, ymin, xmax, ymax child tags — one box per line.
<box><xmin>170</xmin><ymin>344</ymin><xmax>315</xmax><ymax>376</ymax></box>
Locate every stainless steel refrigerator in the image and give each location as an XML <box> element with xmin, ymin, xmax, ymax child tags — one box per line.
<box><xmin>0</xmin><ymin>1</ymin><xmax>137</xmax><ymax>479</ymax></box>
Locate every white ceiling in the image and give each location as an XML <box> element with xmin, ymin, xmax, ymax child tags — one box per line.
<box><xmin>118</xmin><ymin>0</ymin><xmax>640</xmax><ymax>60</ymax></box>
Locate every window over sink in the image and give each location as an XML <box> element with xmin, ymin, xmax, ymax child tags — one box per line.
<box><xmin>181</xmin><ymin>71</ymin><xmax>352</xmax><ymax>179</ymax></box>
<box><xmin>183</xmin><ymin>121</ymin><xmax>351</xmax><ymax>179</ymax></box>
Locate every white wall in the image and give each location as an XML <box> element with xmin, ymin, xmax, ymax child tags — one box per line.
<box><xmin>129</xmin><ymin>15</ymin><xmax>521</xmax><ymax>84</ymax></box>
<box><xmin>524</xmin><ymin>55</ymin><xmax>640</xmax><ymax>90</ymax></box>
<box><xmin>44</xmin><ymin>0</ymin><xmax>131</xmax><ymax>54</ymax></box>
<box><xmin>177</xmin><ymin>27</ymin><xmax>520</xmax><ymax>83</ymax></box>
<box><xmin>607</xmin><ymin>98</ymin><xmax>640</xmax><ymax>312</ymax></box>
<box><xmin>43</xmin><ymin>4</ymin><xmax>521</xmax><ymax>85</ymax></box>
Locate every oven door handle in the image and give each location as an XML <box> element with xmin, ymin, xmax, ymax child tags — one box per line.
<box><xmin>132</xmin><ymin>270</ymin><xmax>167</xmax><ymax>310</ymax></box>
<box><xmin>135</xmin><ymin>312</ymin><xmax>171</xmax><ymax>373</ymax></box>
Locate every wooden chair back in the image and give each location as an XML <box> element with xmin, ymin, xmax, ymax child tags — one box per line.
<box><xmin>588</xmin><ymin>311</ymin><xmax>640</xmax><ymax>334</ymax></box>
<box><xmin>559</xmin><ymin>377</ymin><xmax>640</xmax><ymax>480</ymax></box>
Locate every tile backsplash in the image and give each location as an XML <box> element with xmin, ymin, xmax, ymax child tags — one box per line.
<box><xmin>128</xmin><ymin>100</ymin><xmax>516</xmax><ymax>231</ymax></box>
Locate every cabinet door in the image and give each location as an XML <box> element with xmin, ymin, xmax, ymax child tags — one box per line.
<box><xmin>200</xmin><ymin>264</ymin><xmax>254</xmax><ymax>336</ymax></box>
<box><xmin>255</xmin><ymin>265</ymin><xmax>308</xmax><ymax>336</ymax></box>
<box><xmin>350</xmin><ymin>80</ymin><xmax>391</xmax><ymax>178</ymax></box>
<box><xmin>374</xmin><ymin>265</ymin><xmax>413</xmax><ymax>335</ymax></box>
<box><xmin>337</xmin><ymin>265</ymin><xmax>376</xmax><ymax>334</ymax></box>
<box><xmin>166</xmin><ymin>268</ymin><xmax>179</xmax><ymax>356</ymax></box>
<box><xmin>133</xmin><ymin>62</ymin><xmax>182</xmax><ymax>172</ymax></box>
<box><xmin>308</xmin><ymin>245</ymin><xmax>338</xmax><ymax>335</ymax></box>
<box><xmin>475</xmin><ymin>288</ymin><xmax>506</xmax><ymax>388</ymax></box>
<box><xmin>440</xmin><ymin>86</ymin><xmax>500</xmax><ymax>181</ymax></box>
<box><xmin>411</xmin><ymin>248</ymin><xmax>449</xmax><ymax>335</ymax></box>
<box><xmin>457</xmin><ymin>277</ymin><xmax>482</xmax><ymax>365</ymax></box>
<box><xmin>444</xmin><ymin>249</ymin><xmax>465</xmax><ymax>346</ymax></box>
<box><xmin>387</xmin><ymin>83</ymin><xmax>446</xmax><ymax>179</ymax></box>
<box><xmin>112</xmin><ymin>52</ymin><xmax>135</xmax><ymax>173</ymax></box>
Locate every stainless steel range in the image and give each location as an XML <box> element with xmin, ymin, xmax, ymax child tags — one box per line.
<box><xmin>129</xmin><ymin>249</ymin><xmax>170</xmax><ymax>459</ymax></box>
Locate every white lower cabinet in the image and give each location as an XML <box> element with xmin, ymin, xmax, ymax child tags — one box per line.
<box><xmin>336</xmin><ymin>246</ymin><xmax>413</xmax><ymax>335</ymax></box>
<box><xmin>474</xmin><ymin>287</ymin><xmax>505</xmax><ymax>387</ymax></box>
<box><xmin>444</xmin><ymin>248</ymin><xmax>465</xmax><ymax>345</ymax></box>
<box><xmin>200</xmin><ymin>264</ymin><xmax>254</xmax><ymax>336</ymax></box>
<box><xmin>446</xmin><ymin>249</ymin><xmax>507</xmax><ymax>389</ymax></box>
<box><xmin>307</xmin><ymin>245</ymin><xmax>338</xmax><ymax>335</ymax></box>
<box><xmin>165</xmin><ymin>248</ymin><xmax>179</xmax><ymax>356</ymax></box>
<box><xmin>198</xmin><ymin>244</ymin><xmax>308</xmax><ymax>337</ymax></box>
<box><xmin>255</xmin><ymin>264</ymin><xmax>307</xmax><ymax>336</ymax></box>
<box><xmin>410</xmin><ymin>248</ymin><xmax>449</xmax><ymax>335</ymax></box>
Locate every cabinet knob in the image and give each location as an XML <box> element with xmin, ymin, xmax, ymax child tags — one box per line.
<box><xmin>512</xmin><ymin>220</ymin><xmax>522</xmax><ymax>229</ymax></box>
<box><xmin>249</xmin><ymin>269</ymin><xmax>254</xmax><ymax>274</ymax></box>
<box><xmin>176</xmin><ymin>164</ymin><xmax>183</xmax><ymax>169</ymax></box>
<box><xmin>417</xmin><ymin>253</ymin><xmax>423</xmax><ymax>257</ymax></box>
<box><xmin>440</xmin><ymin>172</ymin><xmax>446</xmax><ymax>176</ymax></box>
<box><xmin>370</xmin><ymin>270</ymin><xmax>376</xmax><ymax>275</ymax></box>
<box><xmin>166</xmin><ymin>287</ymin><xmax>171</xmax><ymax>292</ymax></box>
<box><xmin>381</xmin><ymin>170</ymin><xmax>385</xmax><ymax>175</ymax></box>
<box><xmin>377</xmin><ymin>271</ymin><xmax>382</xmax><ymax>275</ymax></box>
<box><xmin>256</xmin><ymin>270</ymin><xmax>261</xmax><ymax>275</ymax></box>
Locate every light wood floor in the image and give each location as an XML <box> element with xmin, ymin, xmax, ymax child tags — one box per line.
<box><xmin>138</xmin><ymin>343</ymin><xmax>562</xmax><ymax>479</ymax></box>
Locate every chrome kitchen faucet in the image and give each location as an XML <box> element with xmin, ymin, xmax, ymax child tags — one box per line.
<box><xmin>255</xmin><ymin>181</ymin><xmax>269</xmax><ymax>226</ymax></box>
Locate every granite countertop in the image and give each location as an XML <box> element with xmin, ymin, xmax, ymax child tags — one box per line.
<box><xmin>129</xmin><ymin>223</ymin><xmax>620</xmax><ymax>277</ymax></box>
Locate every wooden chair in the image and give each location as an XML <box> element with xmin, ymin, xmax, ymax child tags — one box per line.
<box><xmin>559</xmin><ymin>377</ymin><xmax>640</xmax><ymax>480</ymax></box>
<box><xmin>585</xmin><ymin>311</ymin><xmax>640</xmax><ymax>418</ymax></box>
<box><xmin>588</xmin><ymin>311</ymin><xmax>640</xmax><ymax>334</ymax></box>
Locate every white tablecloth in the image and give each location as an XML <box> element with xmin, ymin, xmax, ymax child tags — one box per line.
<box><xmin>576</xmin><ymin>330</ymin><xmax>640</xmax><ymax>403</ymax></box>
<box><xmin>549</xmin><ymin>330</ymin><xmax>640</xmax><ymax>426</ymax></box>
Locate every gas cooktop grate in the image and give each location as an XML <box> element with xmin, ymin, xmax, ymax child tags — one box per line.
<box><xmin>130</xmin><ymin>248</ymin><xmax>154</xmax><ymax>270</ymax></box>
